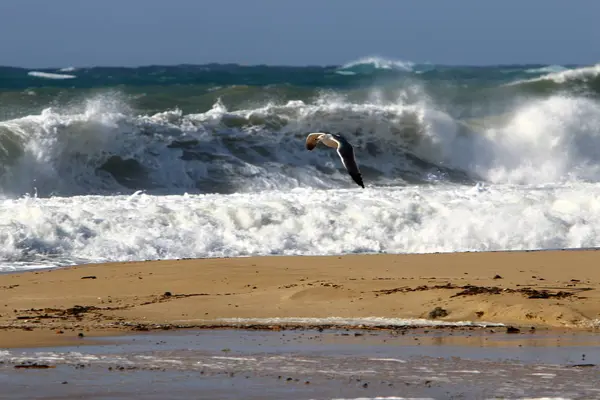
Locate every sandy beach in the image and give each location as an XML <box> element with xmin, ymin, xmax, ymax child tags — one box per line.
<box><xmin>1</xmin><ymin>249</ymin><xmax>599</xmax><ymax>349</ymax></box>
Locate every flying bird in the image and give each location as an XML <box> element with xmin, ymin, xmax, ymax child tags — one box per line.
<box><xmin>305</xmin><ymin>132</ymin><xmax>364</xmax><ymax>188</ymax></box>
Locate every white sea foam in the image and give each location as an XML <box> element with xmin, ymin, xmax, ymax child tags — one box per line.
<box><xmin>211</xmin><ymin>356</ymin><xmax>257</xmax><ymax>361</ymax></box>
<box><xmin>457</xmin><ymin>96</ymin><xmax>600</xmax><ymax>184</ymax></box>
<box><xmin>3</xmin><ymin>92</ymin><xmax>600</xmax><ymax>199</ymax></box>
<box><xmin>335</xmin><ymin>70</ymin><xmax>357</xmax><ymax>76</ymax></box>
<box><xmin>524</xmin><ymin>65</ymin><xmax>568</xmax><ymax>74</ymax></box>
<box><xmin>2</xmin><ymin>351</ymin><xmax>129</xmax><ymax>365</ymax></box>
<box><xmin>213</xmin><ymin>317</ymin><xmax>503</xmax><ymax>327</ymax></box>
<box><xmin>530</xmin><ymin>372</ymin><xmax>556</xmax><ymax>378</ymax></box>
<box><xmin>368</xmin><ymin>358</ymin><xmax>406</xmax><ymax>363</ymax></box>
<box><xmin>27</xmin><ymin>71</ymin><xmax>76</xmax><ymax>80</ymax></box>
<box><xmin>508</xmin><ymin>63</ymin><xmax>600</xmax><ymax>85</ymax></box>
<box><xmin>340</xmin><ymin>56</ymin><xmax>415</xmax><ymax>72</ymax></box>
<box><xmin>328</xmin><ymin>398</ymin><xmax>433</xmax><ymax>400</ymax></box>
<box><xmin>2</xmin><ymin>88</ymin><xmax>600</xmax><ymax>271</ymax></box>
<box><xmin>3</xmin><ymin>182</ymin><xmax>600</xmax><ymax>270</ymax></box>
<box><xmin>521</xmin><ymin>398</ymin><xmax>572</xmax><ymax>400</ymax></box>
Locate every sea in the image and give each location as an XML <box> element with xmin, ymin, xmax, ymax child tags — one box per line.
<box><xmin>2</xmin><ymin>57</ymin><xmax>600</xmax><ymax>272</ymax></box>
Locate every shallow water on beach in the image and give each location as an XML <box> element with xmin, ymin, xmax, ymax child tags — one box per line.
<box><xmin>1</xmin><ymin>329</ymin><xmax>599</xmax><ymax>399</ymax></box>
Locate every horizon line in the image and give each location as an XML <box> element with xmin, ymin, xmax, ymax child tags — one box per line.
<box><xmin>0</xmin><ymin>61</ymin><xmax>590</xmax><ymax>71</ymax></box>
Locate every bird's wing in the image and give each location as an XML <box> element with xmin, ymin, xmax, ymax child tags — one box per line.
<box><xmin>305</xmin><ymin>132</ymin><xmax>365</xmax><ymax>188</ymax></box>
<box><xmin>337</xmin><ymin>142</ymin><xmax>365</xmax><ymax>188</ymax></box>
<box><xmin>305</xmin><ymin>132</ymin><xmax>326</xmax><ymax>151</ymax></box>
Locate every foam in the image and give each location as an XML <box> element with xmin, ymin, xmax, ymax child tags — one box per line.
<box><xmin>335</xmin><ymin>70</ymin><xmax>357</xmax><ymax>76</ymax></box>
<box><xmin>328</xmin><ymin>398</ymin><xmax>433</xmax><ymax>400</ymax></box>
<box><xmin>508</xmin><ymin>63</ymin><xmax>600</xmax><ymax>85</ymax></box>
<box><xmin>27</xmin><ymin>71</ymin><xmax>76</xmax><ymax>80</ymax></box>
<box><xmin>524</xmin><ymin>65</ymin><xmax>568</xmax><ymax>74</ymax></box>
<box><xmin>213</xmin><ymin>317</ymin><xmax>504</xmax><ymax>327</ymax></box>
<box><xmin>3</xmin><ymin>182</ymin><xmax>600</xmax><ymax>270</ymax></box>
<box><xmin>368</xmin><ymin>358</ymin><xmax>406</xmax><ymax>363</ymax></box>
<box><xmin>455</xmin><ymin>96</ymin><xmax>600</xmax><ymax>184</ymax></box>
<box><xmin>2</xmin><ymin>90</ymin><xmax>600</xmax><ymax>199</ymax></box>
<box><xmin>339</xmin><ymin>56</ymin><xmax>415</xmax><ymax>72</ymax></box>
<box><xmin>2</xmin><ymin>87</ymin><xmax>600</xmax><ymax>271</ymax></box>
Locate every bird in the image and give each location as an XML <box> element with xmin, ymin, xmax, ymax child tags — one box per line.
<box><xmin>305</xmin><ymin>132</ymin><xmax>364</xmax><ymax>188</ymax></box>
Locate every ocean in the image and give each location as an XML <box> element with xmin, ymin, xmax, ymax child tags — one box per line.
<box><xmin>2</xmin><ymin>57</ymin><xmax>600</xmax><ymax>272</ymax></box>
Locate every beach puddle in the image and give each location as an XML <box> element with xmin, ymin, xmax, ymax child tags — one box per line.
<box><xmin>1</xmin><ymin>328</ymin><xmax>598</xmax><ymax>399</ymax></box>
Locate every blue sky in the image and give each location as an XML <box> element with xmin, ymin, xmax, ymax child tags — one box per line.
<box><xmin>1</xmin><ymin>0</ymin><xmax>599</xmax><ymax>68</ymax></box>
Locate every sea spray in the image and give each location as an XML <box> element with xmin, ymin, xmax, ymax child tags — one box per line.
<box><xmin>2</xmin><ymin>183</ymin><xmax>600</xmax><ymax>270</ymax></box>
<box><xmin>2</xmin><ymin>59</ymin><xmax>600</xmax><ymax>270</ymax></box>
<box><xmin>2</xmin><ymin>89</ymin><xmax>600</xmax><ymax>197</ymax></box>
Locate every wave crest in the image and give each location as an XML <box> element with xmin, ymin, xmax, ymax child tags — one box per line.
<box><xmin>339</xmin><ymin>56</ymin><xmax>416</xmax><ymax>73</ymax></box>
<box><xmin>27</xmin><ymin>71</ymin><xmax>77</xmax><ymax>80</ymax></box>
<box><xmin>508</xmin><ymin>64</ymin><xmax>600</xmax><ymax>86</ymax></box>
<box><xmin>2</xmin><ymin>88</ymin><xmax>600</xmax><ymax>198</ymax></box>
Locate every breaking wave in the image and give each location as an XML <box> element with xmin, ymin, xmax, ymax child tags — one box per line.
<box><xmin>3</xmin><ymin>62</ymin><xmax>600</xmax><ymax>269</ymax></box>
<box><xmin>1</xmin><ymin>85</ymin><xmax>600</xmax><ymax>198</ymax></box>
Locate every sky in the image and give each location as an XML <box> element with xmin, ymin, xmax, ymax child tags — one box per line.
<box><xmin>1</xmin><ymin>0</ymin><xmax>599</xmax><ymax>68</ymax></box>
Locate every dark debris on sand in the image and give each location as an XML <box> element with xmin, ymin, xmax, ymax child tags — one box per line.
<box><xmin>373</xmin><ymin>283</ymin><xmax>590</xmax><ymax>299</ymax></box>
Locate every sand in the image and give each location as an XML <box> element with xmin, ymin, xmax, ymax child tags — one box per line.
<box><xmin>1</xmin><ymin>250</ymin><xmax>600</xmax><ymax>348</ymax></box>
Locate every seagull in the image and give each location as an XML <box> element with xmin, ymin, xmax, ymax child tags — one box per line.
<box><xmin>305</xmin><ymin>132</ymin><xmax>365</xmax><ymax>188</ymax></box>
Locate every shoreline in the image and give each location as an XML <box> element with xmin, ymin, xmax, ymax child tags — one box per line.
<box><xmin>2</xmin><ymin>245</ymin><xmax>596</xmax><ymax>276</ymax></box>
<box><xmin>3</xmin><ymin>328</ymin><xmax>599</xmax><ymax>399</ymax></box>
<box><xmin>1</xmin><ymin>250</ymin><xmax>600</xmax><ymax>349</ymax></box>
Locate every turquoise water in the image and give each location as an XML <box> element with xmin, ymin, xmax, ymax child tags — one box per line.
<box><xmin>0</xmin><ymin>61</ymin><xmax>591</xmax><ymax>119</ymax></box>
<box><xmin>1</xmin><ymin>59</ymin><xmax>595</xmax><ymax>196</ymax></box>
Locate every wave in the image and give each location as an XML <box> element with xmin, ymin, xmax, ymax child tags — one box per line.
<box><xmin>3</xmin><ymin>182</ymin><xmax>600</xmax><ymax>269</ymax></box>
<box><xmin>2</xmin><ymin>63</ymin><xmax>599</xmax><ymax>108</ymax></box>
<box><xmin>1</xmin><ymin>86</ymin><xmax>600</xmax><ymax>198</ymax></box>
<box><xmin>524</xmin><ymin>65</ymin><xmax>568</xmax><ymax>74</ymax></box>
<box><xmin>0</xmin><ymin>93</ymin><xmax>462</xmax><ymax>197</ymax></box>
<box><xmin>507</xmin><ymin>63</ymin><xmax>600</xmax><ymax>86</ymax></box>
<box><xmin>337</xmin><ymin>56</ymin><xmax>417</xmax><ymax>74</ymax></box>
<box><xmin>4</xmin><ymin>61</ymin><xmax>600</xmax><ymax>270</ymax></box>
<box><xmin>27</xmin><ymin>71</ymin><xmax>76</xmax><ymax>80</ymax></box>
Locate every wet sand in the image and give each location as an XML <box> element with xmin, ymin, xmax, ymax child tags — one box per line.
<box><xmin>2</xmin><ymin>250</ymin><xmax>600</xmax><ymax>399</ymax></box>
<box><xmin>1</xmin><ymin>250</ymin><xmax>600</xmax><ymax>348</ymax></box>
<box><xmin>1</xmin><ymin>328</ymin><xmax>599</xmax><ymax>399</ymax></box>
